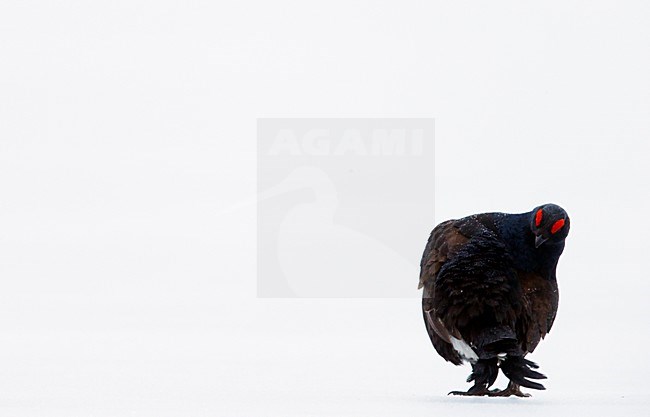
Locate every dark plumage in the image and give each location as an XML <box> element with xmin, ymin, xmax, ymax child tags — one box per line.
<box><xmin>419</xmin><ymin>204</ymin><xmax>570</xmax><ymax>397</ymax></box>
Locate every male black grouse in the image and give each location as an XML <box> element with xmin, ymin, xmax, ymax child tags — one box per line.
<box><xmin>419</xmin><ymin>204</ymin><xmax>569</xmax><ymax>397</ymax></box>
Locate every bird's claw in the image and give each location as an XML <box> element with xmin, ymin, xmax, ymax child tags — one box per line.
<box><xmin>448</xmin><ymin>388</ymin><xmax>500</xmax><ymax>396</ymax></box>
<box><xmin>449</xmin><ymin>383</ymin><xmax>532</xmax><ymax>397</ymax></box>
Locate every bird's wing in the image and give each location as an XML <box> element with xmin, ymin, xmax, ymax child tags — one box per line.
<box><xmin>432</xmin><ymin>233</ymin><xmax>522</xmax><ymax>345</ymax></box>
<box><xmin>420</xmin><ymin>219</ymin><xmax>472</xmax><ymax>364</ymax></box>
<box><xmin>421</xmin><ymin>216</ymin><xmax>524</xmax><ymax>364</ymax></box>
<box><xmin>418</xmin><ymin>219</ymin><xmax>469</xmax><ymax>290</ymax></box>
<box><xmin>517</xmin><ymin>272</ymin><xmax>560</xmax><ymax>353</ymax></box>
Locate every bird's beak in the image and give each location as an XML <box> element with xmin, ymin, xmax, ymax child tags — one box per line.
<box><xmin>535</xmin><ymin>235</ymin><xmax>548</xmax><ymax>248</ymax></box>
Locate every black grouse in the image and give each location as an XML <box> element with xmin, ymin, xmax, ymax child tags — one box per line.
<box><xmin>419</xmin><ymin>204</ymin><xmax>570</xmax><ymax>397</ymax></box>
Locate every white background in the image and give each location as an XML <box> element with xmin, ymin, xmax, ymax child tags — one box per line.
<box><xmin>1</xmin><ymin>1</ymin><xmax>649</xmax><ymax>416</ymax></box>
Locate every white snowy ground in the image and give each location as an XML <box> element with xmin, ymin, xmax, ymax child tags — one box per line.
<box><xmin>0</xmin><ymin>259</ymin><xmax>648</xmax><ymax>416</ymax></box>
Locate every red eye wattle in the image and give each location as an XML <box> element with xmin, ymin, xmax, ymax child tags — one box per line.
<box><xmin>535</xmin><ymin>209</ymin><xmax>543</xmax><ymax>227</ymax></box>
<box><xmin>551</xmin><ymin>219</ymin><xmax>565</xmax><ymax>234</ymax></box>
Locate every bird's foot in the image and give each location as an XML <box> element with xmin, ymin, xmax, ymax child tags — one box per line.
<box><xmin>448</xmin><ymin>389</ymin><xmax>500</xmax><ymax>396</ymax></box>
<box><xmin>449</xmin><ymin>383</ymin><xmax>531</xmax><ymax>397</ymax></box>
<box><xmin>448</xmin><ymin>386</ymin><xmax>500</xmax><ymax>396</ymax></box>
<box><xmin>486</xmin><ymin>384</ymin><xmax>531</xmax><ymax>397</ymax></box>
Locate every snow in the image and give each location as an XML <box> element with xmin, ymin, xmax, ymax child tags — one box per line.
<box><xmin>1</xmin><ymin>292</ymin><xmax>648</xmax><ymax>416</ymax></box>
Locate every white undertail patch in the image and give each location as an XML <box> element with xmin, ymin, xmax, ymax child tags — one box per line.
<box><xmin>449</xmin><ymin>336</ymin><xmax>479</xmax><ymax>362</ymax></box>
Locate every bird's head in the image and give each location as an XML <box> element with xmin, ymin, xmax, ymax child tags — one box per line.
<box><xmin>530</xmin><ymin>203</ymin><xmax>570</xmax><ymax>248</ymax></box>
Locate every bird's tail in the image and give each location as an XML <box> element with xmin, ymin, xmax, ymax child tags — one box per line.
<box><xmin>473</xmin><ymin>325</ymin><xmax>519</xmax><ymax>357</ymax></box>
<box><xmin>500</xmin><ymin>356</ymin><xmax>547</xmax><ymax>390</ymax></box>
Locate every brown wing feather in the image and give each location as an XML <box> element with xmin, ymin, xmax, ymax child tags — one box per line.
<box><xmin>517</xmin><ymin>272</ymin><xmax>559</xmax><ymax>353</ymax></box>
<box><xmin>418</xmin><ymin>220</ymin><xmax>469</xmax><ymax>290</ymax></box>
<box><xmin>419</xmin><ymin>220</ymin><xmax>470</xmax><ymax>364</ymax></box>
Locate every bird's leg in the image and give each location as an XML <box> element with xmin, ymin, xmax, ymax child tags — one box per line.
<box><xmin>487</xmin><ymin>381</ymin><xmax>531</xmax><ymax>397</ymax></box>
